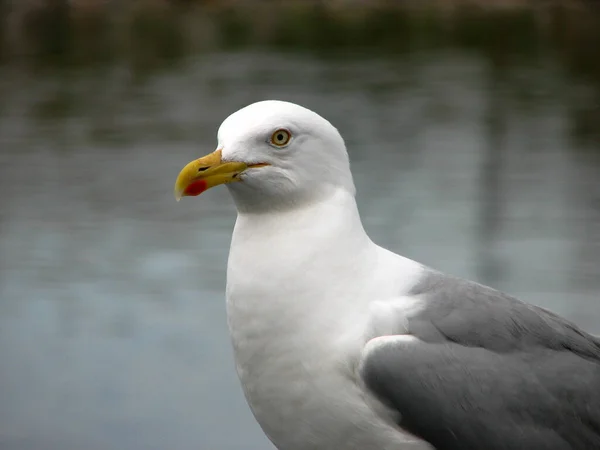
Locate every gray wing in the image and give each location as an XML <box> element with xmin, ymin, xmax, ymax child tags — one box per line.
<box><xmin>360</xmin><ymin>270</ymin><xmax>600</xmax><ymax>450</ymax></box>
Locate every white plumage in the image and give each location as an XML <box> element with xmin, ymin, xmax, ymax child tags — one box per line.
<box><xmin>220</xmin><ymin>101</ymin><xmax>428</xmax><ymax>449</ymax></box>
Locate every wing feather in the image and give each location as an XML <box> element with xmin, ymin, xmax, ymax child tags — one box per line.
<box><xmin>360</xmin><ymin>271</ymin><xmax>600</xmax><ymax>450</ymax></box>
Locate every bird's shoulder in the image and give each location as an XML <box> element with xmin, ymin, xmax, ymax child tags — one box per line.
<box><xmin>400</xmin><ymin>269</ymin><xmax>600</xmax><ymax>359</ymax></box>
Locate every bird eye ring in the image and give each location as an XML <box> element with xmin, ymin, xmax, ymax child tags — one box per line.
<box><xmin>270</xmin><ymin>129</ymin><xmax>292</xmax><ymax>147</ymax></box>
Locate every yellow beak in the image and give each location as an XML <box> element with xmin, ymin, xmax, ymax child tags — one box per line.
<box><xmin>174</xmin><ymin>149</ymin><xmax>249</xmax><ymax>201</ymax></box>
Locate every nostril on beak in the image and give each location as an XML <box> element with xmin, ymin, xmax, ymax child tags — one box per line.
<box><xmin>198</xmin><ymin>167</ymin><xmax>209</xmax><ymax>172</ymax></box>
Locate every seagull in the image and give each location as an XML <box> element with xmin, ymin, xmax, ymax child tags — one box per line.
<box><xmin>174</xmin><ymin>100</ymin><xmax>600</xmax><ymax>450</ymax></box>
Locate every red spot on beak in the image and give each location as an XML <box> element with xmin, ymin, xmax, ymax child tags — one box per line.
<box><xmin>184</xmin><ymin>179</ymin><xmax>208</xmax><ymax>196</ymax></box>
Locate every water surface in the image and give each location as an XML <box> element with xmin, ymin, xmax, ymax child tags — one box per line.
<box><xmin>1</xmin><ymin>6</ymin><xmax>599</xmax><ymax>450</ymax></box>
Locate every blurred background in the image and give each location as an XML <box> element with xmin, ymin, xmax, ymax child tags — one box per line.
<box><xmin>0</xmin><ymin>1</ymin><xmax>599</xmax><ymax>449</ymax></box>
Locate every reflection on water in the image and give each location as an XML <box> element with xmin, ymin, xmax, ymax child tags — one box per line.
<box><xmin>1</xmin><ymin>5</ymin><xmax>599</xmax><ymax>450</ymax></box>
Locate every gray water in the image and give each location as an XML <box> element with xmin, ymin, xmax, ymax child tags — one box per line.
<box><xmin>1</xmin><ymin>26</ymin><xmax>600</xmax><ymax>450</ymax></box>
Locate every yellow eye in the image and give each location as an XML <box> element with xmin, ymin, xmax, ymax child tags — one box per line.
<box><xmin>270</xmin><ymin>129</ymin><xmax>292</xmax><ymax>147</ymax></box>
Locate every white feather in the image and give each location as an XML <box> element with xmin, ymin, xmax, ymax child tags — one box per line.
<box><xmin>213</xmin><ymin>101</ymin><xmax>431</xmax><ymax>449</ymax></box>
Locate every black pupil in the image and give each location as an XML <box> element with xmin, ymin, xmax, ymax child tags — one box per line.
<box><xmin>277</xmin><ymin>133</ymin><xmax>284</xmax><ymax>142</ymax></box>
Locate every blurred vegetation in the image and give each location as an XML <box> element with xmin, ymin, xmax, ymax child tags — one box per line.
<box><xmin>1</xmin><ymin>0</ymin><xmax>599</xmax><ymax>144</ymax></box>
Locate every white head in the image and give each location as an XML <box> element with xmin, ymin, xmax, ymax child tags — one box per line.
<box><xmin>174</xmin><ymin>100</ymin><xmax>355</xmax><ymax>213</ymax></box>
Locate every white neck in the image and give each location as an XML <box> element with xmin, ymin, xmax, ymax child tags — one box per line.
<box><xmin>225</xmin><ymin>187</ymin><xmax>421</xmax><ymax>345</ymax></box>
<box><xmin>227</xmin><ymin>186</ymin><xmax>375</xmax><ymax>326</ymax></box>
<box><xmin>223</xmin><ymin>187</ymin><xmax>426</xmax><ymax>450</ymax></box>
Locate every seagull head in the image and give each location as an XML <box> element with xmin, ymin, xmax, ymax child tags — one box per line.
<box><xmin>174</xmin><ymin>100</ymin><xmax>355</xmax><ymax>212</ymax></box>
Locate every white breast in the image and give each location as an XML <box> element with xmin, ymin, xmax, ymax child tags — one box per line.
<box><xmin>224</xmin><ymin>190</ymin><xmax>430</xmax><ymax>450</ymax></box>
